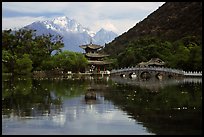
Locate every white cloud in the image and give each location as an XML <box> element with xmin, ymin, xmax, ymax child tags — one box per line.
<box><xmin>2</xmin><ymin>16</ymin><xmax>50</xmax><ymax>30</ymax></box>
<box><xmin>93</xmin><ymin>21</ymin><xmax>118</xmax><ymax>33</ymax></box>
<box><xmin>3</xmin><ymin>2</ymin><xmax>72</xmax><ymax>13</ymax></box>
<box><xmin>3</xmin><ymin>2</ymin><xmax>164</xmax><ymax>14</ymax></box>
<box><xmin>92</xmin><ymin>19</ymin><xmax>137</xmax><ymax>35</ymax></box>
<box><xmin>2</xmin><ymin>2</ymin><xmax>165</xmax><ymax>34</ymax></box>
<box><xmin>102</xmin><ymin>22</ymin><xmax>118</xmax><ymax>33</ymax></box>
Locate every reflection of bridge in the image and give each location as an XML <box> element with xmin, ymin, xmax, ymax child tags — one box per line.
<box><xmin>110</xmin><ymin>76</ymin><xmax>202</xmax><ymax>92</ymax></box>
<box><xmin>111</xmin><ymin>66</ymin><xmax>202</xmax><ymax>79</ymax></box>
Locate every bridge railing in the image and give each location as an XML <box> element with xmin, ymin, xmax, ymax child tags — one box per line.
<box><xmin>183</xmin><ymin>71</ymin><xmax>202</xmax><ymax>76</ymax></box>
<box><xmin>111</xmin><ymin>66</ymin><xmax>202</xmax><ymax>76</ymax></box>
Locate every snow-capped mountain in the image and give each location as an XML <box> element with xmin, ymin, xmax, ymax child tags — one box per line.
<box><xmin>24</xmin><ymin>16</ymin><xmax>117</xmax><ymax>52</ymax></box>
<box><xmin>42</xmin><ymin>16</ymin><xmax>95</xmax><ymax>35</ymax></box>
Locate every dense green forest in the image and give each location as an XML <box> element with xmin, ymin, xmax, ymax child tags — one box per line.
<box><xmin>104</xmin><ymin>36</ymin><xmax>202</xmax><ymax>71</ymax></box>
<box><xmin>2</xmin><ymin>29</ymin><xmax>88</xmax><ymax>75</ymax></box>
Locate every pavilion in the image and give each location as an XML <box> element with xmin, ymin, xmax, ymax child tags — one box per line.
<box><xmin>137</xmin><ymin>58</ymin><xmax>165</xmax><ymax>67</ymax></box>
<box><xmin>79</xmin><ymin>42</ymin><xmax>112</xmax><ymax>73</ymax></box>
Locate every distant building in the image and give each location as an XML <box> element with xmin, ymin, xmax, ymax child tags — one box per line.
<box><xmin>137</xmin><ymin>58</ymin><xmax>165</xmax><ymax>67</ymax></box>
<box><xmin>79</xmin><ymin>42</ymin><xmax>112</xmax><ymax>73</ymax></box>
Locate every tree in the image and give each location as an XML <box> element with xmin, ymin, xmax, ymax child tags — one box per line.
<box><xmin>14</xmin><ymin>54</ymin><xmax>33</xmax><ymax>75</ymax></box>
<box><xmin>2</xmin><ymin>28</ymin><xmax>64</xmax><ymax>73</ymax></box>
<box><xmin>110</xmin><ymin>36</ymin><xmax>201</xmax><ymax>71</ymax></box>
<box><xmin>52</xmin><ymin>51</ymin><xmax>88</xmax><ymax>73</ymax></box>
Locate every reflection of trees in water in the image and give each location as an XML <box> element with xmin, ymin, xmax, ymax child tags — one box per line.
<box><xmin>103</xmin><ymin>80</ymin><xmax>202</xmax><ymax>135</ymax></box>
<box><xmin>2</xmin><ymin>75</ymin><xmax>88</xmax><ymax>118</ymax></box>
<box><xmin>2</xmin><ymin>75</ymin><xmax>111</xmax><ymax>122</ymax></box>
<box><xmin>3</xmin><ymin>78</ymin><xmax>58</xmax><ymax>118</ymax></box>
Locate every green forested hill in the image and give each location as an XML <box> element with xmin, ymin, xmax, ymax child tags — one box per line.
<box><xmin>103</xmin><ymin>2</ymin><xmax>202</xmax><ymax>71</ymax></box>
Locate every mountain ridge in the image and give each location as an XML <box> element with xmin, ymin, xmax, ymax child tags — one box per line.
<box><xmin>24</xmin><ymin>16</ymin><xmax>118</xmax><ymax>52</ymax></box>
<box><xmin>103</xmin><ymin>2</ymin><xmax>202</xmax><ymax>56</ymax></box>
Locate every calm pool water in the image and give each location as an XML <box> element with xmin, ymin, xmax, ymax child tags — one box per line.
<box><xmin>2</xmin><ymin>75</ymin><xmax>202</xmax><ymax>135</ymax></box>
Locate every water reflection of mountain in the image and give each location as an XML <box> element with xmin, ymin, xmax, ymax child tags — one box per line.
<box><xmin>110</xmin><ymin>76</ymin><xmax>202</xmax><ymax>92</ymax></box>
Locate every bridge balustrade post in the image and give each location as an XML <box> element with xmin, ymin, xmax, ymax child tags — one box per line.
<box><xmin>131</xmin><ymin>67</ymin><xmax>134</xmax><ymax>70</ymax></box>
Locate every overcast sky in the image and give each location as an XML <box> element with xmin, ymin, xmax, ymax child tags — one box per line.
<box><xmin>2</xmin><ymin>2</ymin><xmax>165</xmax><ymax>35</ymax></box>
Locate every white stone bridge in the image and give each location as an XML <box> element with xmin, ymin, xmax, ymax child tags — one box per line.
<box><xmin>110</xmin><ymin>66</ymin><xmax>202</xmax><ymax>79</ymax></box>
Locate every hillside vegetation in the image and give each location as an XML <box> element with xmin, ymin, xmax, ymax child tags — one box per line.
<box><xmin>103</xmin><ymin>2</ymin><xmax>202</xmax><ymax>71</ymax></box>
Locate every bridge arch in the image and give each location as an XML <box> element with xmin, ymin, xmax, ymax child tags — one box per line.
<box><xmin>120</xmin><ymin>74</ymin><xmax>125</xmax><ymax>77</ymax></box>
<box><xmin>140</xmin><ymin>71</ymin><xmax>151</xmax><ymax>80</ymax></box>
<box><xmin>129</xmin><ymin>72</ymin><xmax>137</xmax><ymax>79</ymax></box>
<box><xmin>155</xmin><ymin>73</ymin><xmax>163</xmax><ymax>80</ymax></box>
<box><xmin>168</xmin><ymin>74</ymin><xmax>173</xmax><ymax>78</ymax></box>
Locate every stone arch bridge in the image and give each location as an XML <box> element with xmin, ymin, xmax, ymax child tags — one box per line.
<box><xmin>110</xmin><ymin>66</ymin><xmax>201</xmax><ymax>80</ymax></box>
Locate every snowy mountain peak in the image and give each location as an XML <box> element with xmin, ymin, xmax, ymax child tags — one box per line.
<box><xmin>55</xmin><ymin>16</ymin><xmax>69</xmax><ymax>21</ymax></box>
<box><xmin>52</xmin><ymin>16</ymin><xmax>69</xmax><ymax>28</ymax></box>
<box><xmin>38</xmin><ymin>16</ymin><xmax>92</xmax><ymax>34</ymax></box>
<box><xmin>24</xmin><ymin>16</ymin><xmax>118</xmax><ymax>52</ymax></box>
